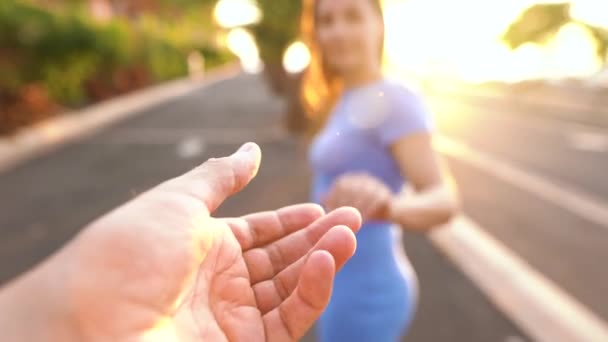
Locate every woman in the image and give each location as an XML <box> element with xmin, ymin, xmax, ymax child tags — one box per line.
<box><xmin>300</xmin><ymin>0</ymin><xmax>459</xmax><ymax>340</ymax></box>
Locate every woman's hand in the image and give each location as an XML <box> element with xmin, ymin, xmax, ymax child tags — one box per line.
<box><xmin>324</xmin><ymin>173</ymin><xmax>393</xmax><ymax>221</ymax></box>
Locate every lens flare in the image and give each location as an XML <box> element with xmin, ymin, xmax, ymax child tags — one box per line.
<box><xmin>283</xmin><ymin>41</ymin><xmax>312</xmax><ymax>74</ymax></box>
<box><xmin>226</xmin><ymin>28</ymin><xmax>263</xmax><ymax>74</ymax></box>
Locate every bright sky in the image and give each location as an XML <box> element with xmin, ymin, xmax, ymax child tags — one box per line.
<box><xmin>215</xmin><ymin>0</ymin><xmax>608</xmax><ymax>82</ymax></box>
<box><xmin>383</xmin><ymin>0</ymin><xmax>607</xmax><ymax>83</ymax></box>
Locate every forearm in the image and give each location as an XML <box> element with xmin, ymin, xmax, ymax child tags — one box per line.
<box><xmin>388</xmin><ymin>185</ymin><xmax>458</xmax><ymax>231</ymax></box>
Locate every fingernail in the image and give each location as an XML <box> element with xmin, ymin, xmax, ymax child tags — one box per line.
<box><xmin>232</xmin><ymin>142</ymin><xmax>260</xmax><ymax>164</ymax></box>
<box><xmin>237</xmin><ymin>142</ymin><xmax>256</xmax><ymax>153</ymax></box>
<box><xmin>231</xmin><ymin>143</ymin><xmax>252</xmax><ymax>157</ymax></box>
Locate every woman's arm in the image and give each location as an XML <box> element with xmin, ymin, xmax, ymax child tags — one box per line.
<box><xmin>388</xmin><ymin>132</ymin><xmax>459</xmax><ymax>231</ymax></box>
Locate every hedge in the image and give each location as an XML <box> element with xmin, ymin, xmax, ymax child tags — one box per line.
<box><xmin>0</xmin><ymin>0</ymin><xmax>233</xmax><ymax>135</ymax></box>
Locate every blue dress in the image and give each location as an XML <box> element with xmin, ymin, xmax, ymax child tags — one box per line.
<box><xmin>309</xmin><ymin>79</ymin><xmax>434</xmax><ymax>341</ymax></box>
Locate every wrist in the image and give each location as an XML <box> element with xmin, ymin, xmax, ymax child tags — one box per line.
<box><xmin>388</xmin><ymin>189</ymin><xmax>457</xmax><ymax>231</ymax></box>
<box><xmin>0</xmin><ymin>253</ymin><xmax>80</xmax><ymax>341</ymax></box>
<box><xmin>388</xmin><ymin>196</ymin><xmax>403</xmax><ymax>223</ymax></box>
<box><xmin>388</xmin><ymin>195</ymin><xmax>421</xmax><ymax>228</ymax></box>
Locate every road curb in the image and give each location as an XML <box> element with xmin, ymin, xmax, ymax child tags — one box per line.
<box><xmin>0</xmin><ymin>64</ymin><xmax>241</xmax><ymax>173</ymax></box>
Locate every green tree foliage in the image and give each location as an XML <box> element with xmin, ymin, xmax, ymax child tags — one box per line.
<box><xmin>502</xmin><ymin>2</ymin><xmax>608</xmax><ymax>62</ymax></box>
<box><xmin>0</xmin><ymin>2</ymin><xmax>132</xmax><ymax>104</ymax></box>
<box><xmin>249</xmin><ymin>0</ymin><xmax>302</xmax><ymax>65</ymax></box>
<box><xmin>0</xmin><ymin>0</ymin><xmax>233</xmax><ymax>134</ymax></box>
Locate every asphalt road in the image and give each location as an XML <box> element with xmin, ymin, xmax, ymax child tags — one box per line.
<box><xmin>430</xmin><ymin>94</ymin><xmax>608</xmax><ymax>321</ymax></box>
<box><xmin>4</xmin><ymin>72</ymin><xmax>605</xmax><ymax>341</ymax></box>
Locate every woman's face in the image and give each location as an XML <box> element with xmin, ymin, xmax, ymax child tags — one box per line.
<box><xmin>315</xmin><ymin>0</ymin><xmax>383</xmax><ymax>77</ymax></box>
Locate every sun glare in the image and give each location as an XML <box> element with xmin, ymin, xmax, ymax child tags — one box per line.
<box><xmin>571</xmin><ymin>0</ymin><xmax>608</xmax><ymax>28</ymax></box>
<box><xmin>226</xmin><ymin>28</ymin><xmax>263</xmax><ymax>74</ymax></box>
<box><xmin>138</xmin><ymin>318</ymin><xmax>179</xmax><ymax>342</ymax></box>
<box><xmin>383</xmin><ymin>0</ymin><xmax>605</xmax><ymax>83</ymax></box>
<box><xmin>548</xmin><ymin>23</ymin><xmax>603</xmax><ymax>77</ymax></box>
<box><xmin>214</xmin><ymin>0</ymin><xmax>261</xmax><ymax>29</ymax></box>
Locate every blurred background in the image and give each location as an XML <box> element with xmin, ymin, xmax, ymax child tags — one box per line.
<box><xmin>1</xmin><ymin>0</ymin><xmax>608</xmax><ymax>341</ymax></box>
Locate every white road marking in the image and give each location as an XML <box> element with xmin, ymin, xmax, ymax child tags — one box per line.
<box><xmin>433</xmin><ymin>135</ymin><xmax>608</xmax><ymax>340</ymax></box>
<box><xmin>569</xmin><ymin>131</ymin><xmax>608</xmax><ymax>152</ymax></box>
<box><xmin>504</xmin><ymin>336</ymin><xmax>527</xmax><ymax>342</ymax></box>
<box><xmin>435</xmin><ymin>135</ymin><xmax>608</xmax><ymax>230</ymax></box>
<box><xmin>176</xmin><ymin>137</ymin><xmax>206</xmax><ymax>159</ymax></box>
<box><xmin>430</xmin><ymin>216</ymin><xmax>608</xmax><ymax>342</ymax></box>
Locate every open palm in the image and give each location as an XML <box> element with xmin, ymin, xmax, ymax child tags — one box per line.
<box><xmin>45</xmin><ymin>143</ymin><xmax>360</xmax><ymax>341</ymax></box>
<box><xmin>178</xmin><ymin>207</ymin><xmax>360</xmax><ymax>341</ymax></box>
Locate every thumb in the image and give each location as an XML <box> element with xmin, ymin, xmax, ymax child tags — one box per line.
<box><xmin>162</xmin><ymin>142</ymin><xmax>261</xmax><ymax>214</ymax></box>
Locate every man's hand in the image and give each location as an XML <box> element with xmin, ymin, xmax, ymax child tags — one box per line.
<box><xmin>0</xmin><ymin>143</ymin><xmax>361</xmax><ymax>341</ymax></box>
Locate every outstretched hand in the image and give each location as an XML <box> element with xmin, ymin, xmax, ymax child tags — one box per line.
<box><xmin>0</xmin><ymin>143</ymin><xmax>361</xmax><ymax>341</ymax></box>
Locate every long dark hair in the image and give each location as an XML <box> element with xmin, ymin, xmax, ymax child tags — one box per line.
<box><xmin>300</xmin><ymin>0</ymin><xmax>385</xmax><ymax>135</ymax></box>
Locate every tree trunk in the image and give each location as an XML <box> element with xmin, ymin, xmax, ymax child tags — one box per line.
<box><xmin>262</xmin><ymin>63</ymin><xmax>308</xmax><ymax>135</ymax></box>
